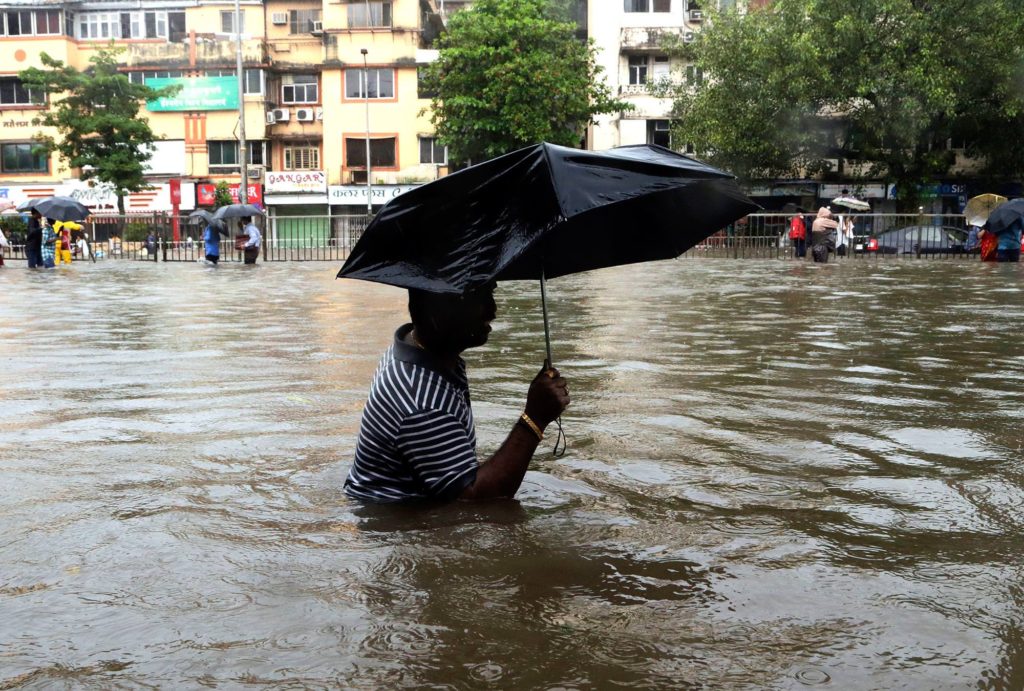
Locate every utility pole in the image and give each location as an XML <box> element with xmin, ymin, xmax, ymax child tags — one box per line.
<box><xmin>234</xmin><ymin>0</ymin><xmax>248</xmax><ymax>204</ymax></box>
<box><xmin>361</xmin><ymin>48</ymin><xmax>372</xmax><ymax>216</ymax></box>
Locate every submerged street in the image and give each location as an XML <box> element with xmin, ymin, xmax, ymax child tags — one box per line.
<box><xmin>1</xmin><ymin>259</ymin><xmax>1022</xmax><ymax>688</ymax></box>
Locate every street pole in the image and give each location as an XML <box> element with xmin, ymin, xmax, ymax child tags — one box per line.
<box><xmin>234</xmin><ymin>0</ymin><xmax>248</xmax><ymax>204</ymax></box>
<box><xmin>361</xmin><ymin>48</ymin><xmax>372</xmax><ymax>216</ymax></box>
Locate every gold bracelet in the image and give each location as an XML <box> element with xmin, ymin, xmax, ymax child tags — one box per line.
<box><xmin>519</xmin><ymin>412</ymin><xmax>543</xmax><ymax>441</ymax></box>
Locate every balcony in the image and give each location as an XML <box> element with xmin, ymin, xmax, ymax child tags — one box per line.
<box><xmin>118</xmin><ymin>34</ymin><xmax>266</xmax><ymax>68</ymax></box>
<box><xmin>620</xmin><ymin>26</ymin><xmax>689</xmax><ymax>51</ymax></box>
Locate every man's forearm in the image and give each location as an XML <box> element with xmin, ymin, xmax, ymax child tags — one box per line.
<box><xmin>459</xmin><ymin>421</ymin><xmax>541</xmax><ymax>500</ymax></box>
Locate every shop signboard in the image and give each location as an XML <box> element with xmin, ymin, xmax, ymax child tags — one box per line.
<box><xmin>146</xmin><ymin>76</ymin><xmax>238</xmax><ymax>112</ymax></box>
<box><xmin>196</xmin><ymin>183</ymin><xmax>263</xmax><ymax>207</ymax></box>
<box><xmin>328</xmin><ymin>184</ymin><xmax>421</xmax><ymax>204</ymax></box>
<box><xmin>265</xmin><ymin>171</ymin><xmax>327</xmax><ymax>194</ymax></box>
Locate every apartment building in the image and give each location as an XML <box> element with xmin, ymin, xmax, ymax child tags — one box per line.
<box><xmin>588</xmin><ymin>0</ymin><xmax>716</xmax><ymax>152</ymax></box>
<box><xmin>0</xmin><ymin>0</ymin><xmax>450</xmax><ymax>217</ymax></box>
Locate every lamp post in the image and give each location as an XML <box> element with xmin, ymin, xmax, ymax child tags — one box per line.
<box><xmin>234</xmin><ymin>0</ymin><xmax>247</xmax><ymax>204</ymax></box>
<box><xmin>361</xmin><ymin>48</ymin><xmax>372</xmax><ymax>216</ymax></box>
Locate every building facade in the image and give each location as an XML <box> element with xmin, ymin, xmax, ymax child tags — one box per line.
<box><xmin>0</xmin><ymin>0</ymin><xmax>450</xmax><ymax>218</ymax></box>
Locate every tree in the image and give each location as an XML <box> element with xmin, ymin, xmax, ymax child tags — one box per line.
<box><xmin>422</xmin><ymin>0</ymin><xmax>630</xmax><ymax>165</ymax></box>
<box><xmin>213</xmin><ymin>181</ymin><xmax>233</xmax><ymax>208</ymax></box>
<box><xmin>19</xmin><ymin>45</ymin><xmax>179</xmax><ymax>214</ymax></box>
<box><xmin>665</xmin><ymin>0</ymin><xmax>1024</xmax><ymax>208</ymax></box>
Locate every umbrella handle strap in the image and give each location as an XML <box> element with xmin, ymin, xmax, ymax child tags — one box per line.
<box><xmin>551</xmin><ymin>417</ymin><xmax>566</xmax><ymax>457</ymax></box>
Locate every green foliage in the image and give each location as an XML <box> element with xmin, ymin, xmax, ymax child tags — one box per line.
<box><xmin>213</xmin><ymin>181</ymin><xmax>233</xmax><ymax>208</ymax></box>
<box><xmin>665</xmin><ymin>0</ymin><xmax>1024</xmax><ymax>208</ymax></box>
<box><xmin>422</xmin><ymin>0</ymin><xmax>630</xmax><ymax>165</ymax></box>
<box><xmin>122</xmin><ymin>222</ymin><xmax>151</xmax><ymax>242</ymax></box>
<box><xmin>18</xmin><ymin>45</ymin><xmax>180</xmax><ymax>214</ymax></box>
<box><xmin>0</xmin><ymin>215</ymin><xmax>27</xmax><ymax>239</ymax></box>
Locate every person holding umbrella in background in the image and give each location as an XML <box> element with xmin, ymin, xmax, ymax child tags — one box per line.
<box><xmin>238</xmin><ymin>216</ymin><xmax>261</xmax><ymax>264</ymax></box>
<box><xmin>40</xmin><ymin>217</ymin><xmax>57</xmax><ymax>268</ymax></box>
<box><xmin>25</xmin><ymin>208</ymin><xmax>43</xmax><ymax>269</ymax></box>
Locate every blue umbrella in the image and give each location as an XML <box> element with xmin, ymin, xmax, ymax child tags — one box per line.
<box><xmin>984</xmin><ymin>198</ymin><xmax>1024</xmax><ymax>234</ymax></box>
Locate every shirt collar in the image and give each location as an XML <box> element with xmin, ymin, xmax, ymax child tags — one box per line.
<box><xmin>392</xmin><ymin>323</ymin><xmax>467</xmax><ymax>390</ymax></box>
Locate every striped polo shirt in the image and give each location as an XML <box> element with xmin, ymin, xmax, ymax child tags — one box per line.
<box><xmin>344</xmin><ymin>324</ymin><xmax>479</xmax><ymax>503</ymax></box>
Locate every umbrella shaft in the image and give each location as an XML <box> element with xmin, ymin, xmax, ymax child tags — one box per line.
<box><xmin>540</xmin><ymin>269</ymin><xmax>552</xmax><ymax>366</ymax></box>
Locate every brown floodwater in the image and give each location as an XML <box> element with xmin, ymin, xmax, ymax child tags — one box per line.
<box><xmin>0</xmin><ymin>259</ymin><xmax>1022</xmax><ymax>689</ymax></box>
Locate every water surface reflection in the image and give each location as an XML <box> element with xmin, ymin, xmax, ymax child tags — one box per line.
<box><xmin>1</xmin><ymin>260</ymin><xmax>1022</xmax><ymax>688</ymax></box>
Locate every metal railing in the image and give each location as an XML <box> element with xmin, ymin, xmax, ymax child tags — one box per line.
<box><xmin>684</xmin><ymin>213</ymin><xmax>974</xmax><ymax>260</ymax></box>
<box><xmin>1</xmin><ymin>212</ymin><xmax>979</xmax><ymax>264</ymax></box>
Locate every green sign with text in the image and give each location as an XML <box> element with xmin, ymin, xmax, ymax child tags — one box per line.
<box><xmin>146</xmin><ymin>76</ymin><xmax>238</xmax><ymax>111</ymax></box>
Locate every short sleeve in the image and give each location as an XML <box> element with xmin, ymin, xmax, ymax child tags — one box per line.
<box><xmin>396</xmin><ymin>408</ymin><xmax>478</xmax><ymax>500</ymax></box>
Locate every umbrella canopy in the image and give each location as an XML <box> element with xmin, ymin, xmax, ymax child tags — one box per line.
<box><xmin>211</xmin><ymin>204</ymin><xmax>263</xmax><ymax>222</ymax></box>
<box><xmin>16</xmin><ymin>199</ymin><xmax>40</xmax><ymax>212</ymax></box>
<box><xmin>965</xmin><ymin>193</ymin><xmax>1007</xmax><ymax>228</ymax></box>
<box><xmin>831</xmin><ymin>196</ymin><xmax>871</xmax><ymax>212</ymax></box>
<box><xmin>984</xmin><ymin>198</ymin><xmax>1024</xmax><ymax>234</ymax></box>
<box><xmin>34</xmin><ymin>196</ymin><xmax>90</xmax><ymax>222</ymax></box>
<box><xmin>0</xmin><ymin>200</ymin><xmax>15</xmax><ymax>213</ymax></box>
<box><xmin>189</xmin><ymin>209</ymin><xmax>226</xmax><ymax>228</ymax></box>
<box><xmin>338</xmin><ymin>142</ymin><xmax>759</xmax><ymax>294</ymax></box>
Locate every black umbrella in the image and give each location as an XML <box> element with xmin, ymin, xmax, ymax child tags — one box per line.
<box><xmin>34</xmin><ymin>196</ymin><xmax>90</xmax><ymax>222</ymax></box>
<box><xmin>984</xmin><ymin>198</ymin><xmax>1024</xmax><ymax>234</ymax></box>
<box><xmin>211</xmin><ymin>203</ymin><xmax>264</xmax><ymax>223</ymax></box>
<box><xmin>16</xmin><ymin>199</ymin><xmax>38</xmax><ymax>212</ymax></box>
<box><xmin>339</xmin><ymin>142</ymin><xmax>757</xmax><ymax>358</ymax></box>
<box><xmin>189</xmin><ymin>209</ymin><xmax>227</xmax><ymax>234</ymax></box>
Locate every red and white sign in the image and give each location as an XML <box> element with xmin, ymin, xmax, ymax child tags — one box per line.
<box><xmin>265</xmin><ymin>170</ymin><xmax>327</xmax><ymax>194</ymax></box>
<box><xmin>196</xmin><ymin>183</ymin><xmax>263</xmax><ymax>206</ymax></box>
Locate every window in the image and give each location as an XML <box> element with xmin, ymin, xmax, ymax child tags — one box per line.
<box><xmin>127</xmin><ymin>70</ymin><xmax>184</xmax><ymax>85</ymax></box>
<box><xmin>0</xmin><ymin>78</ymin><xmax>43</xmax><ymax>106</ymax></box>
<box><xmin>417</xmin><ymin>67</ymin><xmax>437</xmax><ymax>99</ymax></box>
<box><xmin>244</xmin><ymin>69</ymin><xmax>264</xmax><ymax>95</ymax></box>
<box><xmin>168</xmin><ymin>11</ymin><xmax>186</xmax><ymax>41</ymax></box>
<box><xmin>220</xmin><ymin>10</ymin><xmax>244</xmax><ymax>34</ymax></box>
<box><xmin>35</xmin><ymin>10</ymin><xmax>61</xmax><ymax>34</ymax></box>
<box><xmin>419</xmin><ymin>137</ymin><xmax>446</xmax><ymax>165</ymax></box>
<box><xmin>652</xmin><ymin>55</ymin><xmax>670</xmax><ymax>80</ymax></box>
<box><xmin>248</xmin><ymin>141</ymin><xmax>266</xmax><ymax>166</ymax></box>
<box><xmin>208</xmin><ymin>141</ymin><xmax>238</xmax><ymax>168</ymax></box>
<box><xmin>11</xmin><ymin>9</ymin><xmax>63</xmax><ymax>35</ymax></box>
<box><xmin>209</xmin><ymin>140</ymin><xmax>264</xmax><ymax>169</ymax></box>
<box><xmin>282</xmin><ymin>74</ymin><xmax>318</xmax><ymax>104</ymax></box>
<box><xmin>345</xmin><ymin>68</ymin><xmax>394</xmax><ymax>99</ymax></box>
<box><xmin>647</xmin><ymin>120</ymin><xmax>671</xmax><ymax>148</ymax></box>
<box><xmin>1</xmin><ymin>143</ymin><xmax>47</xmax><ymax>173</ymax></box>
<box><xmin>624</xmin><ymin>0</ymin><xmax>670</xmax><ymax>11</ymax></box>
<box><xmin>628</xmin><ymin>56</ymin><xmax>648</xmax><ymax>85</ymax></box>
<box><xmin>345</xmin><ymin>137</ymin><xmax>397</xmax><ymax>168</ymax></box>
<box><xmin>284</xmin><ymin>146</ymin><xmax>320</xmax><ymax>170</ymax></box>
<box><xmin>347</xmin><ymin>1</ymin><xmax>392</xmax><ymax>28</ymax></box>
<box><xmin>289</xmin><ymin>9</ymin><xmax>320</xmax><ymax>34</ymax></box>
<box><xmin>685</xmin><ymin>64</ymin><xmax>704</xmax><ymax>84</ymax></box>
<box><xmin>77</xmin><ymin>12</ymin><xmax>120</xmax><ymax>39</ymax></box>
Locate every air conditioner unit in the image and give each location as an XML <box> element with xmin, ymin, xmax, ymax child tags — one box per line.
<box><xmin>683</xmin><ymin>31</ymin><xmax>696</xmax><ymax>43</ymax></box>
<box><xmin>272</xmin><ymin>108</ymin><xmax>290</xmax><ymax>122</ymax></box>
<box><xmin>295</xmin><ymin>108</ymin><xmax>314</xmax><ymax>122</ymax></box>
<box><xmin>265</xmin><ymin>111</ymin><xmax>276</xmax><ymax>125</ymax></box>
<box><xmin>271</xmin><ymin>12</ymin><xmax>288</xmax><ymax>25</ymax></box>
<box><xmin>247</xmin><ymin>166</ymin><xmax>264</xmax><ymax>179</ymax></box>
<box><xmin>310</xmin><ymin>20</ymin><xmax>323</xmax><ymax>33</ymax></box>
<box><xmin>688</xmin><ymin>9</ymin><xmax>703</xmax><ymax>21</ymax></box>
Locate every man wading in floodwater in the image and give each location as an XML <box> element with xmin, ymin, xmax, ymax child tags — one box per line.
<box><xmin>344</xmin><ymin>283</ymin><xmax>571</xmax><ymax>503</ymax></box>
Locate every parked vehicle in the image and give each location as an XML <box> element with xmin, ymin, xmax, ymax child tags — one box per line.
<box><xmin>862</xmin><ymin>225</ymin><xmax>968</xmax><ymax>255</ymax></box>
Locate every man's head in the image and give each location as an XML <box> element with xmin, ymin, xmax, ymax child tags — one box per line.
<box><xmin>30</xmin><ymin>209</ymin><xmax>40</xmax><ymax>219</ymax></box>
<box><xmin>409</xmin><ymin>282</ymin><xmax>497</xmax><ymax>354</ymax></box>
<box><xmin>239</xmin><ymin>216</ymin><xmax>251</xmax><ymax>225</ymax></box>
